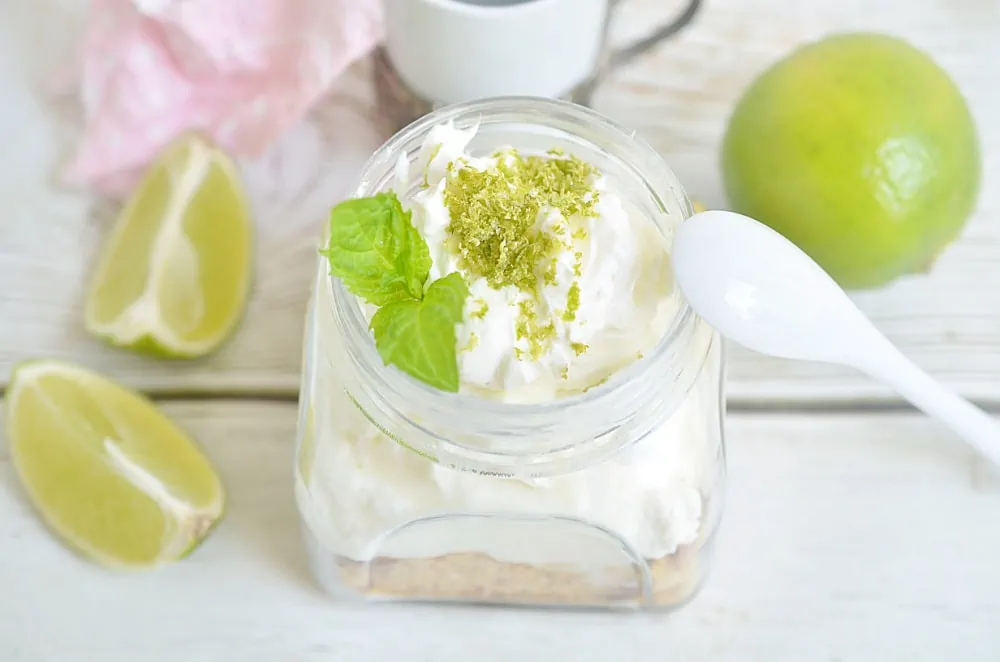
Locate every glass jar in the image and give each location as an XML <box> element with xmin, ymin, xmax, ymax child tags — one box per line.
<box><xmin>294</xmin><ymin>97</ymin><xmax>726</xmax><ymax>611</ymax></box>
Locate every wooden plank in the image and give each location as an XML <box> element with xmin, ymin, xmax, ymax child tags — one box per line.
<box><xmin>2</xmin><ymin>401</ymin><xmax>998</xmax><ymax>660</ymax></box>
<box><xmin>0</xmin><ymin>0</ymin><xmax>998</xmax><ymax>403</ymax></box>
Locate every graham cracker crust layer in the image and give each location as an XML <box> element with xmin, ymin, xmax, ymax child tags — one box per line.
<box><xmin>336</xmin><ymin>545</ymin><xmax>702</xmax><ymax>608</ymax></box>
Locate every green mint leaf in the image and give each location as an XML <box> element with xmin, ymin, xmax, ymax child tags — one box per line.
<box><xmin>369</xmin><ymin>272</ymin><xmax>469</xmax><ymax>392</ymax></box>
<box><xmin>321</xmin><ymin>192</ymin><xmax>432</xmax><ymax>306</ymax></box>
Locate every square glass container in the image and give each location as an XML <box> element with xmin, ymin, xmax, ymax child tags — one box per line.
<box><xmin>294</xmin><ymin>97</ymin><xmax>726</xmax><ymax>611</ymax></box>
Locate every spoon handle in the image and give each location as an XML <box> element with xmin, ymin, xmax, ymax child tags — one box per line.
<box><xmin>863</xmin><ymin>339</ymin><xmax>1000</xmax><ymax>469</ymax></box>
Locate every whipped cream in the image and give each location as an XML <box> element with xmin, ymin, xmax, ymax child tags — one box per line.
<box><xmin>296</xmin><ymin>123</ymin><xmax>714</xmax><ymax>564</ymax></box>
<box><xmin>391</xmin><ymin>122</ymin><xmax>677</xmax><ymax>402</ymax></box>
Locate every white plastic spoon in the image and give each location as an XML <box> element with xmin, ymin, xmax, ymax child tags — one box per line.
<box><xmin>673</xmin><ymin>209</ymin><xmax>1000</xmax><ymax>469</ymax></box>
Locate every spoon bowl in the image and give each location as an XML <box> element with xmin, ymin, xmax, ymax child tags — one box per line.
<box><xmin>673</xmin><ymin>210</ymin><xmax>879</xmax><ymax>368</ymax></box>
<box><xmin>673</xmin><ymin>209</ymin><xmax>1000</xmax><ymax>469</ymax></box>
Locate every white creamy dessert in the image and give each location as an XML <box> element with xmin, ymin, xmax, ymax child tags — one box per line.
<box><xmin>396</xmin><ymin>123</ymin><xmax>679</xmax><ymax>402</ymax></box>
<box><xmin>296</xmin><ymin>122</ymin><xmax>712</xmax><ymax>571</ymax></box>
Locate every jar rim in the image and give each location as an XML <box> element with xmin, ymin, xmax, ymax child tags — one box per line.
<box><xmin>329</xmin><ymin>96</ymin><xmax>703</xmax><ymax>474</ymax></box>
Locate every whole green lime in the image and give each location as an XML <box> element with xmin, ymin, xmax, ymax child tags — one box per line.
<box><xmin>721</xmin><ymin>33</ymin><xmax>980</xmax><ymax>289</ymax></box>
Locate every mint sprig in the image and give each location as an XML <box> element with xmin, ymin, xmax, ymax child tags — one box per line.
<box><xmin>369</xmin><ymin>273</ymin><xmax>469</xmax><ymax>392</ymax></box>
<box><xmin>321</xmin><ymin>192</ymin><xmax>432</xmax><ymax>306</ymax></box>
<box><xmin>323</xmin><ymin>192</ymin><xmax>468</xmax><ymax>392</ymax></box>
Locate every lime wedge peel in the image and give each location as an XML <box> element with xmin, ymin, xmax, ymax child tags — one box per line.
<box><xmin>5</xmin><ymin>359</ymin><xmax>225</xmax><ymax>570</ymax></box>
<box><xmin>84</xmin><ymin>135</ymin><xmax>253</xmax><ymax>358</ymax></box>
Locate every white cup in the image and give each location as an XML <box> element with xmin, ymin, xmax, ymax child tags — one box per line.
<box><xmin>381</xmin><ymin>0</ymin><xmax>701</xmax><ymax>109</ymax></box>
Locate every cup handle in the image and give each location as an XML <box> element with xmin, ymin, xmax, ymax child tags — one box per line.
<box><xmin>608</xmin><ymin>0</ymin><xmax>702</xmax><ymax>69</ymax></box>
<box><xmin>572</xmin><ymin>0</ymin><xmax>702</xmax><ymax>105</ymax></box>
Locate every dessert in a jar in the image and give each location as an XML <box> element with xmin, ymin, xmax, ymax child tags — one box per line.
<box><xmin>294</xmin><ymin>97</ymin><xmax>725</xmax><ymax>610</ymax></box>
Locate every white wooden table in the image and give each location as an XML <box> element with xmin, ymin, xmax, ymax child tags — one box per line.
<box><xmin>2</xmin><ymin>1</ymin><xmax>999</xmax><ymax>660</ymax></box>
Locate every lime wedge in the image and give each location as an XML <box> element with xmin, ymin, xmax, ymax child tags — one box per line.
<box><xmin>84</xmin><ymin>135</ymin><xmax>253</xmax><ymax>358</ymax></box>
<box><xmin>5</xmin><ymin>360</ymin><xmax>225</xmax><ymax>569</ymax></box>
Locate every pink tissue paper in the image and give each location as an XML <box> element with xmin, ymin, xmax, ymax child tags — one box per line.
<box><xmin>61</xmin><ymin>0</ymin><xmax>383</xmax><ymax>196</ymax></box>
